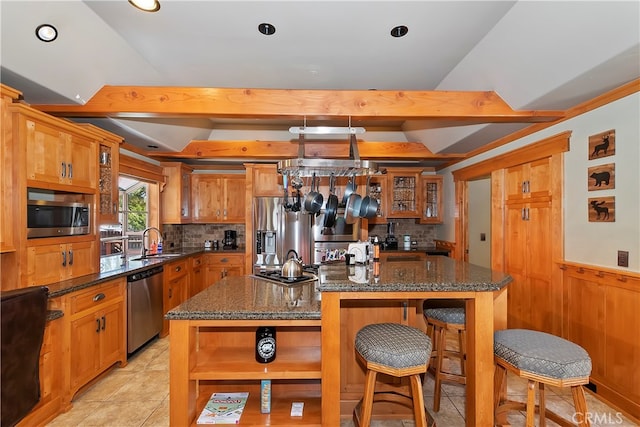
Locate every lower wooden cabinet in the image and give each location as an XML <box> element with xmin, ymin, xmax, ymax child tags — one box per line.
<box><xmin>204</xmin><ymin>253</ymin><xmax>245</xmax><ymax>287</ymax></box>
<box><xmin>189</xmin><ymin>255</ymin><xmax>205</xmax><ymax>297</ymax></box>
<box><xmin>66</xmin><ymin>278</ymin><xmax>126</xmax><ymax>399</ymax></box>
<box><xmin>162</xmin><ymin>258</ymin><xmax>190</xmax><ymax>336</ymax></box>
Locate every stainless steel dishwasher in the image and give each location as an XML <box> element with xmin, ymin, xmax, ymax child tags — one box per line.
<box><xmin>126</xmin><ymin>265</ymin><xmax>164</xmax><ymax>354</ymax></box>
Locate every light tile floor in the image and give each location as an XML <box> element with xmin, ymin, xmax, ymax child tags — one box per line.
<box><xmin>47</xmin><ymin>336</ymin><xmax>638</xmax><ymax>427</ymax></box>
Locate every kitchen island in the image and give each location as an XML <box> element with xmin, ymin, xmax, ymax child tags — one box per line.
<box><xmin>167</xmin><ymin>256</ymin><xmax>511</xmax><ymax>426</ymax></box>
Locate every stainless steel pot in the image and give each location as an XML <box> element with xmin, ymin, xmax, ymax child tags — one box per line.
<box><xmin>281</xmin><ymin>249</ymin><xmax>304</xmax><ymax>278</ymax></box>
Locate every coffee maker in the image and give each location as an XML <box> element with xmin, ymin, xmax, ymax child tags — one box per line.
<box><xmin>384</xmin><ymin>222</ymin><xmax>398</xmax><ymax>249</ymax></box>
<box><xmin>223</xmin><ymin>230</ymin><xmax>237</xmax><ymax>249</ymax></box>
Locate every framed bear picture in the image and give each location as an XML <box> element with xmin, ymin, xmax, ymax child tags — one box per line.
<box><xmin>588</xmin><ymin>129</ymin><xmax>615</xmax><ymax>160</ymax></box>
<box><xmin>588</xmin><ymin>196</ymin><xmax>615</xmax><ymax>222</ymax></box>
<box><xmin>588</xmin><ymin>163</ymin><xmax>615</xmax><ymax>191</ymax></box>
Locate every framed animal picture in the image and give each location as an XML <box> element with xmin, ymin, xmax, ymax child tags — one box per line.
<box><xmin>588</xmin><ymin>129</ymin><xmax>615</xmax><ymax>160</ymax></box>
<box><xmin>588</xmin><ymin>196</ymin><xmax>615</xmax><ymax>222</ymax></box>
<box><xmin>588</xmin><ymin>163</ymin><xmax>615</xmax><ymax>191</ymax></box>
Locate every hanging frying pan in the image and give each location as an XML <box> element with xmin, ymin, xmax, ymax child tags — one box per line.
<box><xmin>324</xmin><ymin>173</ymin><xmax>338</xmax><ymax>228</ymax></box>
<box><xmin>359</xmin><ymin>175</ymin><xmax>379</xmax><ymax>219</ymax></box>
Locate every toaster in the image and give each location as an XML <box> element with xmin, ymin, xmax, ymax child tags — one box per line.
<box><xmin>348</xmin><ymin>243</ymin><xmax>368</xmax><ymax>263</ymax></box>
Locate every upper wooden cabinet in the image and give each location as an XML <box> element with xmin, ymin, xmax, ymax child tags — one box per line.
<box><xmin>192</xmin><ymin>174</ymin><xmax>246</xmax><ymax>223</ymax></box>
<box><xmin>248</xmin><ymin>163</ymin><xmax>282</xmax><ymax>196</ymax></box>
<box><xmin>386</xmin><ymin>168</ymin><xmax>420</xmax><ymax>218</ymax></box>
<box><xmin>0</xmin><ymin>86</ymin><xmax>20</xmax><ymax>253</ymax></box>
<box><xmin>419</xmin><ymin>175</ymin><xmax>443</xmax><ymax>224</ymax></box>
<box><xmin>161</xmin><ymin>162</ymin><xmax>193</xmax><ymax>224</ymax></box>
<box><xmin>13</xmin><ymin>105</ymin><xmax>98</xmax><ymax>193</ymax></box>
<box><xmin>77</xmin><ymin>124</ymin><xmax>123</xmax><ymax>225</ymax></box>
<box><xmin>505</xmin><ymin>158</ymin><xmax>551</xmax><ymax>202</ymax></box>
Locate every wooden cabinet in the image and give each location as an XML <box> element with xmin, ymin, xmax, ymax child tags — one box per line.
<box><xmin>419</xmin><ymin>175</ymin><xmax>443</xmax><ymax>224</ymax></box>
<box><xmin>14</xmin><ymin>105</ymin><xmax>98</xmax><ymax>192</ymax></box>
<box><xmin>204</xmin><ymin>253</ymin><xmax>244</xmax><ymax>286</ymax></box>
<box><xmin>504</xmin><ymin>157</ymin><xmax>555</xmax><ymax>333</ymax></box>
<box><xmin>387</xmin><ymin>169</ymin><xmax>420</xmax><ymax>218</ymax></box>
<box><xmin>189</xmin><ymin>255</ymin><xmax>205</xmax><ymax>297</ymax></box>
<box><xmin>0</xmin><ymin>85</ymin><xmax>19</xmax><ymax>253</ymax></box>
<box><xmin>161</xmin><ymin>162</ymin><xmax>192</xmax><ymax>224</ymax></box>
<box><xmin>162</xmin><ymin>258</ymin><xmax>190</xmax><ymax>335</ymax></box>
<box><xmin>26</xmin><ymin>239</ymin><xmax>97</xmax><ymax>286</ymax></box>
<box><xmin>248</xmin><ymin>163</ymin><xmax>282</xmax><ymax>196</ymax></box>
<box><xmin>67</xmin><ymin>278</ymin><xmax>126</xmax><ymax>398</ymax></box>
<box><xmin>192</xmin><ymin>174</ymin><xmax>246</xmax><ymax>223</ymax></box>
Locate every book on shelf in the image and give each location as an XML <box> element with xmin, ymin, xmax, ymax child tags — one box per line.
<box><xmin>197</xmin><ymin>392</ymin><xmax>249</xmax><ymax>425</ymax></box>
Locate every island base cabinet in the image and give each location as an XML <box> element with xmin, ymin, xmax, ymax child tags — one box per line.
<box><xmin>170</xmin><ymin>321</ymin><xmax>322</xmax><ymax>426</ymax></box>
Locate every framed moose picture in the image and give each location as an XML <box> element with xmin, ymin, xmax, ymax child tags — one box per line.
<box><xmin>588</xmin><ymin>163</ymin><xmax>615</xmax><ymax>191</ymax></box>
<box><xmin>588</xmin><ymin>196</ymin><xmax>615</xmax><ymax>222</ymax></box>
<box><xmin>588</xmin><ymin>129</ymin><xmax>615</xmax><ymax>160</ymax></box>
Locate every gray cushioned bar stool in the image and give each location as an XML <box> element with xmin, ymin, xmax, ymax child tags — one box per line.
<box><xmin>423</xmin><ymin>304</ymin><xmax>466</xmax><ymax>412</ymax></box>
<box><xmin>494</xmin><ymin>329</ymin><xmax>593</xmax><ymax>427</ymax></box>
<box><xmin>354</xmin><ymin>323</ymin><xmax>433</xmax><ymax>427</ymax></box>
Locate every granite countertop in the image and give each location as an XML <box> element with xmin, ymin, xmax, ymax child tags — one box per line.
<box><xmin>166</xmin><ymin>275</ymin><xmax>322</xmax><ymax>321</ymax></box>
<box><xmin>317</xmin><ymin>256</ymin><xmax>512</xmax><ymax>293</ymax></box>
<box><xmin>44</xmin><ymin>247</ymin><xmax>245</xmax><ymax>298</ymax></box>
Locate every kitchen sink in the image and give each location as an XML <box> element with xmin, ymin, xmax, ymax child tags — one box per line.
<box><xmin>131</xmin><ymin>253</ymin><xmax>184</xmax><ymax>261</ymax></box>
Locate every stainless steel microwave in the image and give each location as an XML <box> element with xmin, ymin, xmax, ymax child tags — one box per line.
<box><xmin>27</xmin><ymin>200</ymin><xmax>90</xmax><ymax>238</ymax></box>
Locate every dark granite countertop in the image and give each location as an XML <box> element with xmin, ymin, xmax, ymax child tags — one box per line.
<box><xmin>166</xmin><ymin>257</ymin><xmax>511</xmax><ymax>321</ymax></box>
<box><xmin>317</xmin><ymin>256</ymin><xmax>512</xmax><ymax>293</ymax></box>
<box><xmin>166</xmin><ymin>275</ymin><xmax>321</xmax><ymax>321</ymax></box>
<box><xmin>381</xmin><ymin>246</ymin><xmax>451</xmax><ymax>255</ymax></box>
<box><xmin>44</xmin><ymin>247</ymin><xmax>245</xmax><ymax>298</ymax></box>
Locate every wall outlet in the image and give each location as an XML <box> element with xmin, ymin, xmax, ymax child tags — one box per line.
<box><xmin>617</xmin><ymin>250</ymin><xmax>629</xmax><ymax>267</ymax></box>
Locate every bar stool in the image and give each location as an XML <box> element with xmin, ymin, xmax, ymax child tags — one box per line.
<box><xmin>494</xmin><ymin>329</ymin><xmax>593</xmax><ymax>427</ymax></box>
<box><xmin>353</xmin><ymin>323</ymin><xmax>433</xmax><ymax>427</ymax></box>
<box><xmin>423</xmin><ymin>305</ymin><xmax>466</xmax><ymax>412</ymax></box>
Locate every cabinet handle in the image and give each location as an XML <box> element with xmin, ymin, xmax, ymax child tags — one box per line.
<box><xmin>521</xmin><ymin>181</ymin><xmax>526</xmax><ymax>193</ymax></box>
<box><xmin>96</xmin><ymin>318</ymin><xmax>101</xmax><ymax>333</ymax></box>
<box><xmin>221</xmin><ymin>258</ymin><xmax>228</xmax><ymax>263</ymax></box>
<box><xmin>168</xmin><ymin>288</ymin><xmax>173</xmax><ymax>299</ymax></box>
<box><xmin>68</xmin><ymin>250</ymin><xmax>74</xmax><ymax>266</ymax></box>
<box><xmin>93</xmin><ymin>292</ymin><xmax>106</xmax><ymax>302</ymax></box>
<box><xmin>68</xmin><ymin>163</ymin><xmax>73</xmax><ymax>179</ymax></box>
<box><xmin>223</xmin><ymin>209</ymin><xmax>227</xmax><ymax>216</ymax></box>
<box><xmin>180</xmin><ymin>208</ymin><xmax>185</xmax><ymax>215</ymax></box>
<box><xmin>521</xmin><ymin>208</ymin><xmax>526</xmax><ymax>220</ymax></box>
<box><xmin>101</xmin><ymin>315</ymin><xmax>106</xmax><ymax>330</ymax></box>
<box><xmin>61</xmin><ymin>251</ymin><xmax>67</xmax><ymax>267</ymax></box>
<box><xmin>61</xmin><ymin>162</ymin><xmax>66</xmax><ymax>178</ymax></box>
<box><xmin>175</xmin><ymin>266</ymin><xmax>182</xmax><ymax>272</ymax></box>
<box><xmin>402</xmin><ymin>301</ymin><xmax>408</xmax><ymax>321</ymax></box>
<box><xmin>217</xmin><ymin>209</ymin><xmax>221</xmax><ymax>217</ymax></box>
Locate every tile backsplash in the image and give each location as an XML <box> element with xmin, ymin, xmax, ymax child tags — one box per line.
<box><xmin>162</xmin><ymin>224</ymin><xmax>246</xmax><ymax>250</ymax></box>
<box><xmin>368</xmin><ymin>219</ymin><xmax>437</xmax><ymax>247</ymax></box>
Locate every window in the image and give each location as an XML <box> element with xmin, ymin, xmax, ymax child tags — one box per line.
<box><xmin>119</xmin><ymin>177</ymin><xmax>149</xmax><ymax>256</ymax></box>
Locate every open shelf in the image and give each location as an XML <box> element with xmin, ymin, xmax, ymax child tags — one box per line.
<box><xmin>193</xmin><ymin>382</ymin><xmax>321</xmax><ymax>426</ymax></box>
<box><xmin>192</xmin><ymin>346</ymin><xmax>322</xmax><ymax>380</ymax></box>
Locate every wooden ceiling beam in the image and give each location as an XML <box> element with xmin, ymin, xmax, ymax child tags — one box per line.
<box><xmin>147</xmin><ymin>140</ymin><xmax>465</xmax><ymax>161</ymax></box>
<box><xmin>33</xmin><ymin>86</ymin><xmax>564</xmax><ymax>123</ymax></box>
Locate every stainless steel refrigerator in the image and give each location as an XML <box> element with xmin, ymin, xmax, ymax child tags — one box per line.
<box><xmin>253</xmin><ymin>197</ymin><xmax>312</xmax><ymax>269</ymax></box>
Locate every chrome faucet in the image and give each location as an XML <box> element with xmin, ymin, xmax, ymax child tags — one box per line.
<box><xmin>141</xmin><ymin>227</ymin><xmax>162</xmax><ymax>258</ymax></box>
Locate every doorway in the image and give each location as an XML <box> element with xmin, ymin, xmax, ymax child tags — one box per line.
<box><xmin>467</xmin><ymin>178</ymin><xmax>491</xmax><ymax>268</ymax></box>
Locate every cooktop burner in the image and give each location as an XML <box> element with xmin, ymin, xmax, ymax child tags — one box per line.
<box><xmin>253</xmin><ymin>271</ymin><xmax>317</xmax><ymax>285</ymax></box>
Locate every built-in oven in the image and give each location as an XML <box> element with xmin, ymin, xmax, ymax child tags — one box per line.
<box><xmin>312</xmin><ymin>210</ymin><xmax>360</xmax><ymax>265</ymax></box>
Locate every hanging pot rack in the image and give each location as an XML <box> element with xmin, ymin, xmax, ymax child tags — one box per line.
<box><xmin>277</xmin><ymin>127</ymin><xmax>381</xmax><ymax>178</ymax></box>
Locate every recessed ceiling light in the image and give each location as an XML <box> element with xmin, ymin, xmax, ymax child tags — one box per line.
<box><xmin>147</xmin><ymin>145</ymin><xmax>159</xmax><ymax>149</ymax></box>
<box><xmin>35</xmin><ymin>24</ymin><xmax>58</xmax><ymax>42</ymax></box>
<box><xmin>129</xmin><ymin>0</ymin><xmax>160</xmax><ymax>12</ymax></box>
<box><xmin>390</xmin><ymin>25</ymin><xmax>408</xmax><ymax>38</ymax></box>
<box><xmin>258</xmin><ymin>23</ymin><xmax>276</xmax><ymax>36</ymax></box>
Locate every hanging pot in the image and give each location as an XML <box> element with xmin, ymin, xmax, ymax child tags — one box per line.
<box><xmin>304</xmin><ymin>173</ymin><xmax>323</xmax><ymax>214</ymax></box>
<box><xmin>359</xmin><ymin>176</ymin><xmax>379</xmax><ymax>219</ymax></box>
<box><xmin>342</xmin><ymin>173</ymin><xmax>357</xmax><ymax>205</ymax></box>
<box><xmin>324</xmin><ymin>174</ymin><xmax>338</xmax><ymax>228</ymax></box>
<box><xmin>344</xmin><ymin>192</ymin><xmax>362</xmax><ymax>224</ymax></box>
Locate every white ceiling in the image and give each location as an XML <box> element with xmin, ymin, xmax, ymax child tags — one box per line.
<box><xmin>1</xmin><ymin>0</ymin><xmax>639</xmax><ymax>164</ymax></box>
